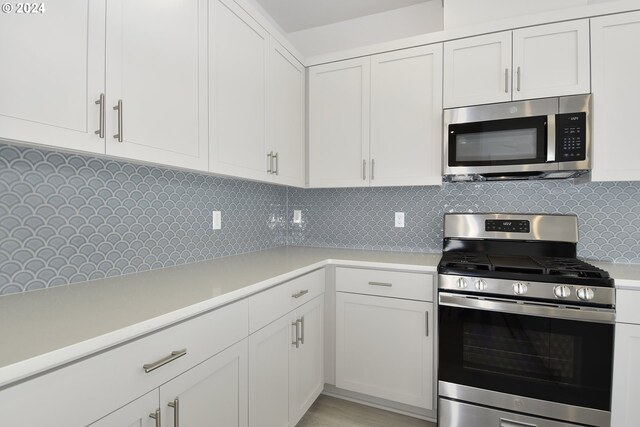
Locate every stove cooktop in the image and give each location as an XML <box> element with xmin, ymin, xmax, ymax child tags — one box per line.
<box><xmin>438</xmin><ymin>252</ymin><xmax>614</xmax><ymax>287</ymax></box>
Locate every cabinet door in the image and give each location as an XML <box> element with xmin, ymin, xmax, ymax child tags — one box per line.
<box><xmin>308</xmin><ymin>57</ymin><xmax>371</xmax><ymax>188</ymax></box>
<box><xmin>611</xmin><ymin>323</ymin><xmax>640</xmax><ymax>427</ymax></box>
<box><xmin>443</xmin><ymin>32</ymin><xmax>512</xmax><ymax>108</ymax></box>
<box><xmin>209</xmin><ymin>0</ymin><xmax>269</xmax><ymax>181</ymax></box>
<box><xmin>0</xmin><ymin>0</ymin><xmax>105</xmax><ymax>154</ymax></box>
<box><xmin>249</xmin><ymin>313</ymin><xmax>295</xmax><ymax>427</ymax></box>
<box><xmin>591</xmin><ymin>11</ymin><xmax>640</xmax><ymax>182</ymax></box>
<box><xmin>160</xmin><ymin>339</ymin><xmax>248</xmax><ymax>427</ymax></box>
<box><xmin>88</xmin><ymin>390</ymin><xmax>159</xmax><ymax>427</ymax></box>
<box><xmin>105</xmin><ymin>0</ymin><xmax>208</xmax><ymax>171</ymax></box>
<box><xmin>269</xmin><ymin>39</ymin><xmax>305</xmax><ymax>187</ymax></box>
<box><xmin>370</xmin><ymin>45</ymin><xmax>443</xmax><ymax>187</ymax></box>
<box><xmin>291</xmin><ymin>296</ymin><xmax>324</xmax><ymax>423</ymax></box>
<box><xmin>336</xmin><ymin>293</ymin><xmax>433</xmax><ymax>410</ymax></box>
<box><xmin>512</xmin><ymin>20</ymin><xmax>590</xmax><ymax>101</ymax></box>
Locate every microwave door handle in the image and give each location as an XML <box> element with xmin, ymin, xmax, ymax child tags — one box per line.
<box><xmin>547</xmin><ymin>115</ymin><xmax>556</xmax><ymax>162</ymax></box>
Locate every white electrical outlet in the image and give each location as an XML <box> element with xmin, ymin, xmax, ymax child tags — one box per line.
<box><xmin>212</xmin><ymin>211</ymin><xmax>222</xmax><ymax>230</ymax></box>
<box><xmin>293</xmin><ymin>210</ymin><xmax>302</xmax><ymax>224</ymax></box>
<box><xmin>395</xmin><ymin>212</ymin><xmax>405</xmax><ymax>228</ymax></box>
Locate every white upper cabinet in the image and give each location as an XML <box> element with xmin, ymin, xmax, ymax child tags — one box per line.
<box><xmin>209</xmin><ymin>0</ymin><xmax>270</xmax><ymax>181</ymax></box>
<box><xmin>269</xmin><ymin>39</ymin><xmax>306</xmax><ymax>187</ymax></box>
<box><xmin>0</xmin><ymin>0</ymin><xmax>106</xmax><ymax>154</ymax></box>
<box><xmin>444</xmin><ymin>20</ymin><xmax>590</xmax><ymax>108</ymax></box>
<box><xmin>512</xmin><ymin>20</ymin><xmax>590</xmax><ymax>101</ymax></box>
<box><xmin>370</xmin><ymin>45</ymin><xmax>443</xmax><ymax>187</ymax></box>
<box><xmin>591</xmin><ymin>11</ymin><xmax>640</xmax><ymax>182</ymax></box>
<box><xmin>105</xmin><ymin>0</ymin><xmax>208</xmax><ymax>171</ymax></box>
<box><xmin>444</xmin><ymin>32</ymin><xmax>512</xmax><ymax>108</ymax></box>
<box><xmin>308</xmin><ymin>57</ymin><xmax>371</xmax><ymax>188</ymax></box>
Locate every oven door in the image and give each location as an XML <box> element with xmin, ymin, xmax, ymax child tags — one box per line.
<box><xmin>438</xmin><ymin>293</ymin><xmax>614</xmax><ymax>414</ymax></box>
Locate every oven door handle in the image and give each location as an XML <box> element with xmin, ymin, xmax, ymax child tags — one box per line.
<box><xmin>439</xmin><ymin>292</ymin><xmax>615</xmax><ymax>324</ymax></box>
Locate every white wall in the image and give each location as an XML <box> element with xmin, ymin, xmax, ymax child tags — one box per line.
<box><xmin>444</xmin><ymin>0</ymin><xmax>619</xmax><ymax>28</ymax></box>
<box><xmin>286</xmin><ymin>2</ymin><xmax>444</xmax><ymax>57</ymax></box>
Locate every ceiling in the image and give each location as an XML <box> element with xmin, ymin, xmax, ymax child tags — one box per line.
<box><xmin>253</xmin><ymin>0</ymin><xmax>430</xmax><ymax>33</ymax></box>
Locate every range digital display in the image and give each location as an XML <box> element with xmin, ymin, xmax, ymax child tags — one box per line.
<box><xmin>485</xmin><ymin>220</ymin><xmax>530</xmax><ymax>233</ymax></box>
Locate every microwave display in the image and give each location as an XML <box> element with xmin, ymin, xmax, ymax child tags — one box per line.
<box><xmin>556</xmin><ymin>112</ymin><xmax>586</xmax><ymax>161</ymax></box>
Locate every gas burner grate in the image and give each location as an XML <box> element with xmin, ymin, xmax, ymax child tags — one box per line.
<box><xmin>440</xmin><ymin>253</ymin><xmax>492</xmax><ymax>271</ymax></box>
<box><xmin>533</xmin><ymin>257</ymin><xmax>611</xmax><ymax>279</ymax></box>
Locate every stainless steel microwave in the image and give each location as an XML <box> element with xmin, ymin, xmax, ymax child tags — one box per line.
<box><xmin>443</xmin><ymin>94</ymin><xmax>591</xmax><ymax>182</ymax></box>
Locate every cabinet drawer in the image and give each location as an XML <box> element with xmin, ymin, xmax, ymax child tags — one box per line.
<box><xmin>617</xmin><ymin>289</ymin><xmax>640</xmax><ymax>324</ymax></box>
<box><xmin>0</xmin><ymin>300</ymin><xmax>248</xmax><ymax>427</ymax></box>
<box><xmin>249</xmin><ymin>269</ymin><xmax>325</xmax><ymax>333</ymax></box>
<box><xmin>336</xmin><ymin>267</ymin><xmax>433</xmax><ymax>302</ymax></box>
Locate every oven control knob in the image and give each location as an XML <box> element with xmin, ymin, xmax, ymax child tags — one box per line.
<box><xmin>513</xmin><ymin>282</ymin><xmax>528</xmax><ymax>295</ymax></box>
<box><xmin>475</xmin><ymin>279</ymin><xmax>487</xmax><ymax>291</ymax></box>
<box><xmin>577</xmin><ymin>287</ymin><xmax>595</xmax><ymax>301</ymax></box>
<box><xmin>553</xmin><ymin>285</ymin><xmax>571</xmax><ymax>299</ymax></box>
<box><xmin>456</xmin><ymin>278</ymin><xmax>468</xmax><ymax>289</ymax></box>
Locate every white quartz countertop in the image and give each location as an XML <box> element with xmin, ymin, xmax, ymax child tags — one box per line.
<box><xmin>0</xmin><ymin>246</ymin><xmax>441</xmax><ymax>388</ymax></box>
<box><xmin>591</xmin><ymin>260</ymin><xmax>640</xmax><ymax>290</ymax></box>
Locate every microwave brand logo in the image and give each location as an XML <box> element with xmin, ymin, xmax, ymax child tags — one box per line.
<box><xmin>510</xmin><ymin>106</ymin><xmax>518</xmax><ymax>114</ymax></box>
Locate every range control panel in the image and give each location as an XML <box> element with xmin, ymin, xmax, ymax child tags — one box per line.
<box><xmin>556</xmin><ymin>112</ymin><xmax>587</xmax><ymax>161</ymax></box>
<box><xmin>485</xmin><ymin>220</ymin><xmax>530</xmax><ymax>233</ymax></box>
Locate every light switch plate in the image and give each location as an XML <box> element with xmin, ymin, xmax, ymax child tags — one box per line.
<box><xmin>293</xmin><ymin>210</ymin><xmax>302</xmax><ymax>224</ymax></box>
<box><xmin>395</xmin><ymin>212</ymin><xmax>405</xmax><ymax>228</ymax></box>
<box><xmin>212</xmin><ymin>211</ymin><xmax>221</xmax><ymax>230</ymax></box>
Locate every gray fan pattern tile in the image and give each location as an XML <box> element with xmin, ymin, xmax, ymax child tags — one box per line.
<box><xmin>2</xmin><ymin>141</ymin><xmax>640</xmax><ymax>296</ymax></box>
<box><xmin>0</xmin><ymin>144</ymin><xmax>287</xmax><ymax>295</ymax></box>
<box><xmin>287</xmin><ymin>181</ymin><xmax>640</xmax><ymax>264</ymax></box>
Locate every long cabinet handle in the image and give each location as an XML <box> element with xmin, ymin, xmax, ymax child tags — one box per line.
<box><xmin>292</xmin><ymin>289</ymin><xmax>309</xmax><ymax>299</ymax></box>
<box><xmin>425</xmin><ymin>311</ymin><xmax>429</xmax><ymax>337</ymax></box>
<box><xmin>94</xmin><ymin>93</ymin><xmax>105</xmax><ymax>138</ymax></box>
<box><xmin>362</xmin><ymin>159</ymin><xmax>366</xmax><ymax>180</ymax></box>
<box><xmin>368</xmin><ymin>281</ymin><xmax>392</xmax><ymax>287</ymax></box>
<box><xmin>168</xmin><ymin>398</ymin><xmax>180</xmax><ymax>427</ymax></box>
<box><xmin>504</xmin><ymin>68</ymin><xmax>509</xmax><ymax>93</ymax></box>
<box><xmin>292</xmin><ymin>321</ymin><xmax>300</xmax><ymax>348</ymax></box>
<box><xmin>143</xmin><ymin>349</ymin><xmax>187</xmax><ymax>373</ymax></box>
<box><xmin>371</xmin><ymin>159</ymin><xmax>375</xmax><ymax>180</ymax></box>
<box><xmin>274</xmin><ymin>152</ymin><xmax>279</xmax><ymax>175</ymax></box>
<box><xmin>113</xmin><ymin>99</ymin><xmax>123</xmax><ymax>142</ymax></box>
<box><xmin>149</xmin><ymin>409</ymin><xmax>161</xmax><ymax>427</ymax></box>
<box><xmin>516</xmin><ymin>66</ymin><xmax>521</xmax><ymax>92</ymax></box>
<box><xmin>267</xmin><ymin>152</ymin><xmax>273</xmax><ymax>174</ymax></box>
<box><xmin>300</xmin><ymin>316</ymin><xmax>305</xmax><ymax>345</ymax></box>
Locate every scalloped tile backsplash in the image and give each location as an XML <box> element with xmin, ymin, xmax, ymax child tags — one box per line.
<box><xmin>2</xmin><ymin>142</ymin><xmax>640</xmax><ymax>295</ymax></box>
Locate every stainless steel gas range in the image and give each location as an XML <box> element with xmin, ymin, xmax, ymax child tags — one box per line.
<box><xmin>437</xmin><ymin>213</ymin><xmax>615</xmax><ymax>427</ymax></box>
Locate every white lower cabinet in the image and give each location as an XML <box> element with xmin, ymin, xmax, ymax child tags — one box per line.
<box><xmin>334</xmin><ymin>267</ymin><xmax>435</xmax><ymax>411</ymax></box>
<box><xmin>90</xmin><ymin>338</ymin><xmax>248</xmax><ymax>426</ymax></box>
<box><xmin>611</xmin><ymin>323</ymin><xmax>640</xmax><ymax>427</ymax></box>
<box><xmin>249</xmin><ymin>295</ymin><xmax>324</xmax><ymax>427</ymax></box>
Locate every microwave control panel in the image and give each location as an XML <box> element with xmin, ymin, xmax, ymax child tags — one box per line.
<box><xmin>556</xmin><ymin>112</ymin><xmax>586</xmax><ymax>161</ymax></box>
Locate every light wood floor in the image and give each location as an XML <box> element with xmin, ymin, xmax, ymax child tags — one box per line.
<box><xmin>296</xmin><ymin>395</ymin><xmax>436</xmax><ymax>427</ymax></box>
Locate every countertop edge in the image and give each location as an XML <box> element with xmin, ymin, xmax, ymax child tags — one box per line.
<box><xmin>0</xmin><ymin>257</ymin><xmax>436</xmax><ymax>389</ymax></box>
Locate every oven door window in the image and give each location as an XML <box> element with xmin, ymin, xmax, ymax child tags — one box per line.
<box><xmin>448</xmin><ymin>116</ymin><xmax>547</xmax><ymax>166</ymax></box>
<box><xmin>439</xmin><ymin>305</ymin><xmax>613</xmax><ymax>411</ymax></box>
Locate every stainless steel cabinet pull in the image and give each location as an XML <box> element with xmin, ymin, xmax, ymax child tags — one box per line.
<box><xmin>425</xmin><ymin>311</ymin><xmax>429</xmax><ymax>337</ymax></box>
<box><xmin>292</xmin><ymin>321</ymin><xmax>300</xmax><ymax>348</ymax></box>
<box><xmin>516</xmin><ymin>66</ymin><xmax>521</xmax><ymax>92</ymax></box>
<box><xmin>504</xmin><ymin>68</ymin><xmax>509</xmax><ymax>93</ymax></box>
<box><xmin>113</xmin><ymin>99</ymin><xmax>123</xmax><ymax>142</ymax></box>
<box><xmin>94</xmin><ymin>93</ymin><xmax>105</xmax><ymax>138</ymax></box>
<box><xmin>500</xmin><ymin>418</ymin><xmax>536</xmax><ymax>427</ymax></box>
<box><xmin>267</xmin><ymin>152</ymin><xmax>273</xmax><ymax>174</ymax></box>
<box><xmin>274</xmin><ymin>152</ymin><xmax>279</xmax><ymax>175</ymax></box>
<box><xmin>371</xmin><ymin>159</ymin><xmax>375</xmax><ymax>180</ymax></box>
<box><xmin>368</xmin><ymin>281</ymin><xmax>392</xmax><ymax>287</ymax></box>
<box><xmin>149</xmin><ymin>409</ymin><xmax>161</xmax><ymax>427</ymax></box>
<box><xmin>292</xmin><ymin>289</ymin><xmax>309</xmax><ymax>299</ymax></box>
<box><xmin>362</xmin><ymin>159</ymin><xmax>366</xmax><ymax>180</ymax></box>
<box><xmin>143</xmin><ymin>349</ymin><xmax>187</xmax><ymax>373</ymax></box>
<box><xmin>300</xmin><ymin>316</ymin><xmax>305</xmax><ymax>345</ymax></box>
<box><xmin>168</xmin><ymin>398</ymin><xmax>180</xmax><ymax>427</ymax></box>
